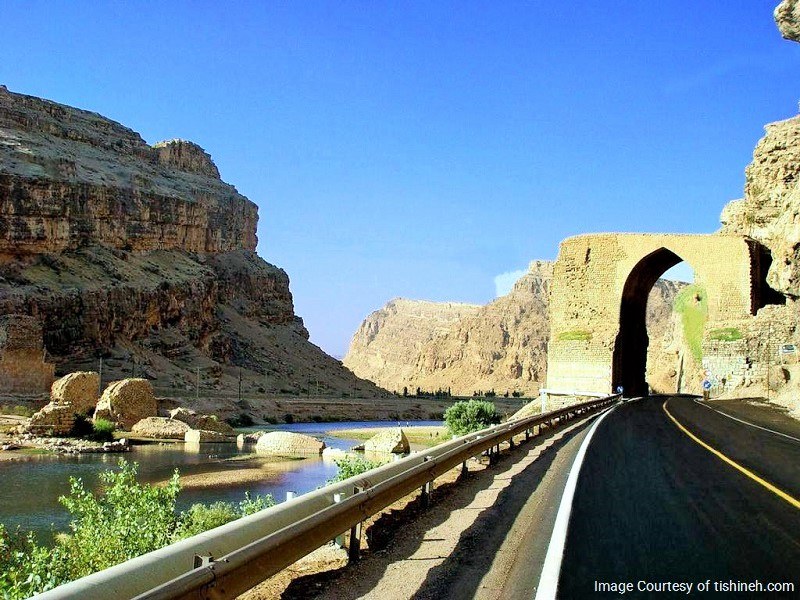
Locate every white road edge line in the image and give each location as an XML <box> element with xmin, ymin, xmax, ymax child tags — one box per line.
<box><xmin>534</xmin><ymin>404</ymin><xmax>617</xmax><ymax>600</ymax></box>
<box><xmin>692</xmin><ymin>399</ymin><xmax>800</xmax><ymax>443</ymax></box>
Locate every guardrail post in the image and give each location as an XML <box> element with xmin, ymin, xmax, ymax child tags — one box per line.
<box><xmin>333</xmin><ymin>493</ymin><xmax>345</xmax><ymax>547</ymax></box>
<box><xmin>420</xmin><ymin>456</ymin><xmax>434</xmax><ymax>508</ymax></box>
<box><xmin>461</xmin><ymin>460</ymin><xmax>469</xmax><ymax>477</ymax></box>
<box><xmin>348</xmin><ymin>486</ymin><xmax>364</xmax><ymax>561</ymax></box>
<box><xmin>420</xmin><ymin>480</ymin><xmax>432</xmax><ymax>509</ymax></box>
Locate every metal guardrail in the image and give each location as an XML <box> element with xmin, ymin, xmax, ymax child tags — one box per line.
<box><xmin>38</xmin><ymin>394</ymin><xmax>619</xmax><ymax>600</ymax></box>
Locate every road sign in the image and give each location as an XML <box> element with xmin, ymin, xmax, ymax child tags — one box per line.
<box><xmin>615</xmin><ymin>385</ymin><xmax>624</xmax><ymax>394</ymax></box>
<box><xmin>702</xmin><ymin>380</ymin><xmax>712</xmax><ymax>391</ymax></box>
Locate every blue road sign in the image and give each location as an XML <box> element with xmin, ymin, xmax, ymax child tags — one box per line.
<box><xmin>702</xmin><ymin>380</ymin><xmax>712</xmax><ymax>391</ymax></box>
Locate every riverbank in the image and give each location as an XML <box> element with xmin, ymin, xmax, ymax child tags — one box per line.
<box><xmin>158</xmin><ymin>394</ymin><xmax>528</xmax><ymax>426</ymax></box>
<box><xmin>328</xmin><ymin>426</ymin><xmax>447</xmax><ymax>448</ymax></box>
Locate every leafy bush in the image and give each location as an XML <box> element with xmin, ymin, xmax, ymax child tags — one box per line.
<box><xmin>173</xmin><ymin>492</ymin><xmax>275</xmax><ymax>540</ymax></box>
<box><xmin>58</xmin><ymin>461</ymin><xmax>181</xmax><ymax>576</ymax></box>
<box><xmin>0</xmin><ymin>524</ymin><xmax>69</xmax><ymax>598</ymax></box>
<box><xmin>91</xmin><ymin>418</ymin><xmax>115</xmax><ymax>442</ymax></box>
<box><xmin>173</xmin><ymin>501</ymin><xmax>239</xmax><ymax>540</ymax></box>
<box><xmin>0</xmin><ymin>462</ymin><xmax>277</xmax><ymax>599</ymax></box>
<box><xmin>328</xmin><ymin>455</ymin><xmax>384</xmax><ymax>483</ymax></box>
<box><xmin>444</xmin><ymin>400</ymin><xmax>500</xmax><ymax>436</ymax></box>
<box><xmin>238</xmin><ymin>491</ymin><xmax>276</xmax><ymax>516</ymax></box>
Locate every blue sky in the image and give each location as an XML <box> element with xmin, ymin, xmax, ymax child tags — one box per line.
<box><xmin>1</xmin><ymin>1</ymin><xmax>798</xmax><ymax>357</ymax></box>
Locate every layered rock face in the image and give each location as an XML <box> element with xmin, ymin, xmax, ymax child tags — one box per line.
<box><xmin>0</xmin><ymin>86</ymin><xmax>256</xmax><ymax>255</ymax></box>
<box><xmin>0</xmin><ymin>87</ymin><xmax>383</xmax><ymax>406</ymax></box>
<box><xmin>343</xmin><ymin>298</ymin><xmax>482</xmax><ymax>394</ymax></box>
<box><xmin>408</xmin><ymin>261</ymin><xmax>553</xmax><ymax>396</ymax></box>
<box><xmin>345</xmin><ymin>261</ymin><xmax>684</xmax><ymax>396</ymax></box>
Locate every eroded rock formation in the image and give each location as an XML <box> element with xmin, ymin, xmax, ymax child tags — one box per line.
<box><xmin>94</xmin><ymin>378</ymin><xmax>157</xmax><ymax>430</ymax></box>
<box><xmin>131</xmin><ymin>417</ymin><xmax>190</xmax><ymax>440</ymax></box>
<box><xmin>50</xmin><ymin>371</ymin><xmax>99</xmax><ymax>415</ymax></box>
<box><xmin>775</xmin><ymin>0</ymin><xmax>800</xmax><ymax>41</ymax></box>
<box><xmin>255</xmin><ymin>431</ymin><xmax>326</xmax><ymax>455</ymax></box>
<box><xmin>0</xmin><ymin>86</ymin><xmax>256</xmax><ymax>255</ymax></box>
<box><xmin>344</xmin><ymin>298</ymin><xmax>481</xmax><ymax>395</ymax></box>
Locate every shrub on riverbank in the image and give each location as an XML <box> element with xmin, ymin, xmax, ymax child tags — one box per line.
<box><xmin>173</xmin><ymin>492</ymin><xmax>275</xmax><ymax>540</ymax></box>
<box><xmin>0</xmin><ymin>461</ymin><xmax>274</xmax><ymax>599</ymax></box>
<box><xmin>444</xmin><ymin>400</ymin><xmax>500</xmax><ymax>436</ymax></box>
<box><xmin>328</xmin><ymin>455</ymin><xmax>384</xmax><ymax>483</ymax></box>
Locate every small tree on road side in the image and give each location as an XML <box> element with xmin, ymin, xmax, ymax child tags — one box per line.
<box><xmin>444</xmin><ymin>400</ymin><xmax>500</xmax><ymax>436</ymax></box>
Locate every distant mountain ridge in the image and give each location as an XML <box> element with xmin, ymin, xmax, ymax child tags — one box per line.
<box><xmin>344</xmin><ymin>261</ymin><xmax>686</xmax><ymax>396</ymax></box>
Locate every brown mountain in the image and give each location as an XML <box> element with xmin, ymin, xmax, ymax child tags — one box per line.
<box><xmin>0</xmin><ymin>86</ymin><xmax>384</xmax><ymax>408</ymax></box>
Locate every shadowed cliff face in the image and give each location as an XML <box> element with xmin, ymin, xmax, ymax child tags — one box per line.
<box><xmin>0</xmin><ymin>86</ymin><xmax>383</xmax><ymax>403</ymax></box>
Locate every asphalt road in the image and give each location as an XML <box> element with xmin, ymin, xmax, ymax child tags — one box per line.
<box><xmin>557</xmin><ymin>396</ymin><xmax>800</xmax><ymax>598</ymax></box>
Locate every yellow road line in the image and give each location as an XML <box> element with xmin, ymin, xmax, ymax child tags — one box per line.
<box><xmin>662</xmin><ymin>400</ymin><xmax>800</xmax><ymax>510</ymax></box>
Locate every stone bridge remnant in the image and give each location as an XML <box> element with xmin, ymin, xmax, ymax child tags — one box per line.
<box><xmin>0</xmin><ymin>314</ymin><xmax>55</xmax><ymax>394</ymax></box>
<box><xmin>546</xmin><ymin>233</ymin><xmax>783</xmax><ymax>397</ymax></box>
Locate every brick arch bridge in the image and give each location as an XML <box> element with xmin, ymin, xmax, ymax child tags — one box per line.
<box><xmin>545</xmin><ymin>233</ymin><xmax>781</xmax><ymax>397</ymax></box>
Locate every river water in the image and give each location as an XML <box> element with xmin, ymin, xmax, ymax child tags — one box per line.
<box><xmin>0</xmin><ymin>421</ymin><xmax>441</xmax><ymax>540</ymax></box>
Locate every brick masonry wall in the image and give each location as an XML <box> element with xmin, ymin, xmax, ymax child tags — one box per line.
<box><xmin>547</xmin><ymin>233</ymin><xmax>755</xmax><ymax>394</ymax></box>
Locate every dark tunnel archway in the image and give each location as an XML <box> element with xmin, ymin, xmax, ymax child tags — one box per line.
<box><xmin>612</xmin><ymin>247</ymin><xmax>685</xmax><ymax>397</ymax></box>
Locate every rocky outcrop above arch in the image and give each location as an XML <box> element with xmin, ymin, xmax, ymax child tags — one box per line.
<box><xmin>721</xmin><ymin>115</ymin><xmax>800</xmax><ymax>299</ymax></box>
<box><xmin>775</xmin><ymin>0</ymin><xmax>800</xmax><ymax>42</ymax></box>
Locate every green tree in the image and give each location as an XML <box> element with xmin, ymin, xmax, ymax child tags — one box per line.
<box><xmin>444</xmin><ymin>400</ymin><xmax>500</xmax><ymax>436</ymax></box>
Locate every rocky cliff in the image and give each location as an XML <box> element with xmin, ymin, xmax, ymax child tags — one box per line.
<box><xmin>344</xmin><ymin>261</ymin><xmax>684</xmax><ymax>396</ymax></box>
<box><xmin>0</xmin><ymin>86</ymin><xmax>256</xmax><ymax>256</ymax></box>
<box><xmin>343</xmin><ymin>298</ymin><xmax>482</xmax><ymax>394</ymax></box>
<box><xmin>0</xmin><ymin>87</ymin><xmax>383</xmax><ymax>412</ymax></box>
<box><xmin>713</xmin><ymin>2</ymin><xmax>800</xmax><ymax>414</ymax></box>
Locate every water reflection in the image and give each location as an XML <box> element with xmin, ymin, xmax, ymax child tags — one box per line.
<box><xmin>0</xmin><ymin>420</ymin><xmax>441</xmax><ymax>540</ymax></box>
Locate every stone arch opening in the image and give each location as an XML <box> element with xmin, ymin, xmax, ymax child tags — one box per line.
<box><xmin>749</xmin><ymin>240</ymin><xmax>786</xmax><ymax>312</ymax></box>
<box><xmin>612</xmin><ymin>247</ymin><xmax>687</xmax><ymax>397</ymax></box>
